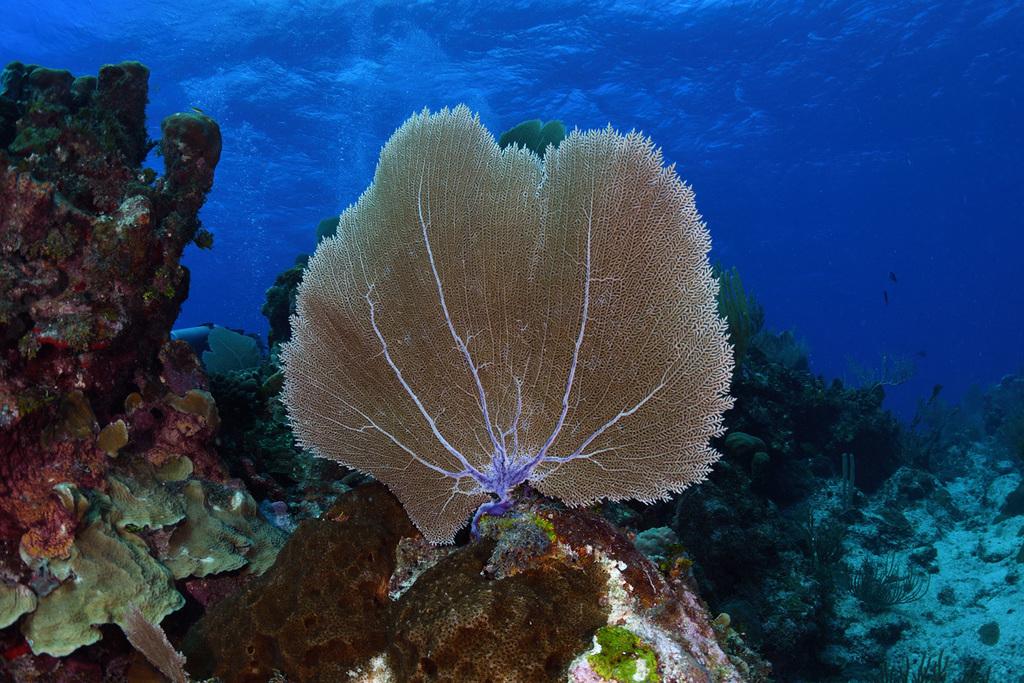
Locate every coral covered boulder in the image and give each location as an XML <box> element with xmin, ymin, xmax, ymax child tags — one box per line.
<box><xmin>387</xmin><ymin>539</ymin><xmax>608</xmax><ymax>682</ymax></box>
<box><xmin>0</xmin><ymin>60</ymin><xmax>291</xmax><ymax>671</ymax></box>
<box><xmin>183</xmin><ymin>483</ymin><xmax>767</xmax><ymax>682</ymax></box>
<box><xmin>183</xmin><ymin>483</ymin><xmax>415</xmax><ymax>681</ymax></box>
<box><xmin>0</xmin><ymin>60</ymin><xmax>221</xmax><ymax>559</ymax></box>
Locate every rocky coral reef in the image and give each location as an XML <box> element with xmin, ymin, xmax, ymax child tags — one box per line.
<box><xmin>813</xmin><ymin>372</ymin><xmax>1024</xmax><ymax>682</ymax></box>
<box><xmin>0</xmin><ymin>59</ymin><xmax>221</xmax><ymax>558</ymax></box>
<box><xmin>604</xmin><ymin>326</ymin><xmax>1022</xmax><ymax>682</ymax></box>
<box><xmin>2</xmin><ymin>64</ymin><xmax>759</xmax><ymax>680</ymax></box>
<box><xmin>0</xmin><ymin>61</ymin><xmax>284</xmax><ymax>677</ymax></box>
<box><xmin>604</xmin><ymin>330</ymin><xmax>900</xmax><ymax>676</ymax></box>
<box><xmin>183</xmin><ymin>483</ymin><xmax>769</xmax><ymax>682</ymax></box>
<box><xmin>7</xmin><ymin>57</ymin><xmax>1012</xmax><ymax>683</ymax></box>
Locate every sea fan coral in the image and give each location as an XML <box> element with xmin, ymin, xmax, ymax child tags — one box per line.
<box><xmin>281</xmin><ymin>105</ymin><xmax>733</xmax><ymax>543</ymax></box>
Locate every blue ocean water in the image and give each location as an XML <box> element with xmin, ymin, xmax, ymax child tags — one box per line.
<box><xmin>2</xmin><ymin>0</ymin><xmax>1021</xmax><ymax>416</ymax></box>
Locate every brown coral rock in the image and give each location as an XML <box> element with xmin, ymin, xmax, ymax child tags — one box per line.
<box><xmin>0</xmin><ymin>59</ymin><xmax>222</xmax><ymax>556</ymax></box>
<box><xmin>184</xmin><ymin>483</ymin><xmax>610</xmax><ymax>683</ymax></box>
<box><xmin>183</xmin><ymin>484</ymin><xmax>415</xmax><ymax>682</ymax></box>
<box><xmin>389</xmin><ymin>542</ymin><xmax>608</xmax><ymax>682</ymax></box>
<box><xmin>184</xmin><ymin>484</ymin><xmax>763</xmax><ymax>682</ymax></box>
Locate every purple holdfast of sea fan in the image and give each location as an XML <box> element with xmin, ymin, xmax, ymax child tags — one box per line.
<box><xmin>281</xmin><ymin>105</ymin><xmax>734</xmax><ymax>544</ymax></box>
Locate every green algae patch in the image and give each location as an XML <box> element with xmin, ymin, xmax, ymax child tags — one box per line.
<box><xmin>588</xmin><ymin>626</ymin><xmax>660</xmax><ymax>683</ymax></box>
<box><xmin>479</xmin><ymin>510</ymin><xmax>557</xmax><ymax>543</ymax></box>
<box><xmin>533</xmin><ymin>513</ymin><xmax>557</xmax><ymax>542</ymax></box>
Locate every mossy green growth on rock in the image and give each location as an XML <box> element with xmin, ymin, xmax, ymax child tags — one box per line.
<box><xmin>8</xmin><ymin>100</ymin><xmax>63</xmax><ymax>156</ymax></box>
<box><xmin>479</xmin><ymin>510</ymin><xmax>556</xmax><ymax>543</ymax></box>
<box><xmin>10</xmin><ymin>124</ymin><xmax>60</xmax><ymax>155</ymax></box>
<box><xmin>588</xmin><ymin>625</ymin><xmax>661</xmax><ymax>683</ymax></box>
<box><xmin>477</xmin><ymin>510</ymin><xmax>557</xmax><ymax>579</ymax></box>
<box><xmin>533</xmin><ymin>513</ymin><xmax>556</xmax><ymax>542</ymax></box>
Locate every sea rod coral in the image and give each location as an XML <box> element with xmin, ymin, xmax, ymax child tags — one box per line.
<box><xmin>281</xmin><ymin>105</ymin><xmax>734</xmax><ymax>543</ymax></box>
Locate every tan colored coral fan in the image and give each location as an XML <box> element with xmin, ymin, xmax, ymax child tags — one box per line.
<box><xmin>282</xmin><ymin>105</ymin><xmax>733</xmax><ymax>543</ymax></box>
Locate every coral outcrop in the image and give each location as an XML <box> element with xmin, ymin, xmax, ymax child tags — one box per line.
<box><xmin>0</xmin><ymin>60</ymin><xmax>285</xmax><ymax>672</ymax></box>
<box><xmin>183</xmin><ymin>483</ymin><xmax>767</xmax><ymax>682</ymax></box>
<box><xmin>0</xmin><ymin>59</ymin><xmax>221</xmax><ymax>558</ymax></box>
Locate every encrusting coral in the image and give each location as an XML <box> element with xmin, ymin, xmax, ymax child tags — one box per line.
<box><xmin>162</xmin><ymin>478</ymin><xmax>285</xmax><ymax>579</ymax></box>
<box><xmin>17</xmin><ymin>451</ymin><xmax>285</xmax><ymax>657</ymax></box>
<box><xmin>0</xmin><ymin>583</ymin><xmax>36</xmax><ymax>630</ymax></box>
<box><xmin>21</xmin><ymin>505</ymin><xmax>184</xmax><ymax>657</ymax></box>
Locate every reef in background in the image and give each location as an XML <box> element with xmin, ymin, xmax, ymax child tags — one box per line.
<box><xmin>604</xmin><ymin>322</ymin><xmax>1023</xmax><ymax>681</ymax></box>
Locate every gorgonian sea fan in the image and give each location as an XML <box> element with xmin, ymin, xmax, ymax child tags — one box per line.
<box><xmin>281</xmin><ymin>106</ymin><xmax>734</xmax><ymax>544</ymax></box>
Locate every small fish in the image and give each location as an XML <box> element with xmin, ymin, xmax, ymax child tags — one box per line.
<box><xmin>883</xmin><ymin>290</ymin><xmax>889</xmax><ymax>305</ymax></box>
<box><xmin>928</xmin><ymin>384</ymin><xmax>943</xmax><ymax>403</ymax></box>
<box><xmin>888</xmin><ymin>271</ymin><xmax>898</xmax><ymax>283</ymax></box>
<box><xmin>914</xmin><ymin>350</ymin><xmax>927</xmax><ymax>359</ymax></box>
<box><xmin>190</xmin><ymin>106</ymin><xmax>206</xmax><ymax>114</ymax></box>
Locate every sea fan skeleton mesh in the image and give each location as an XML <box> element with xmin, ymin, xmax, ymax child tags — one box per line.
<box><xmin>281</xmin><ymin>106</ymin><xmax>734</xmax><ymax>543</ymax></box>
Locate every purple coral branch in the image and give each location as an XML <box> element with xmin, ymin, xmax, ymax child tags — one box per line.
<box><xmin>535</xmin><ymin>188</ymin><xmax>596</xmax><ymax>463</ymax></box>
<box><xmin>498</xmin><ymin>376</ymin><xmax>524</xmax><ymax>459</ymax></box>
<box><xmin>469</xmin><ymin>491</ymin><xmax>515</xmax><ymax>538</ymax></box>
<box><xmin>538</xmin><ymin>375</ymin><xmax>669</xmax><ymax>465</ymax></box>
<box><xmin>417</xmin><ymin>175</ymin><xmax>505</xmax><ymax>460</ymax></box>
<box><xmin>365</xmin><ymin>286</ymin><xmax>482</xmax><ymax>480</ymax></box>
<box><xmin>468</xmin><ymin>191</ymin><xmax>600</xmax><ymax>529</ymax></box>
